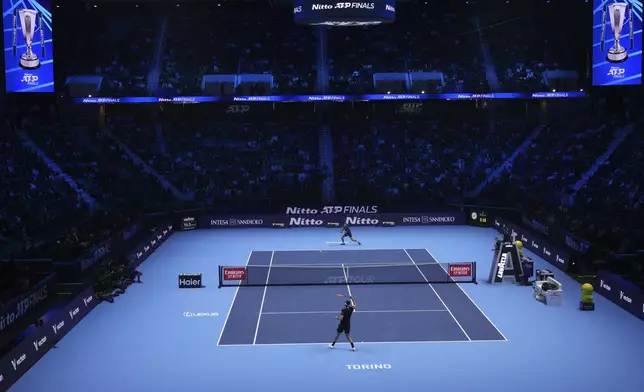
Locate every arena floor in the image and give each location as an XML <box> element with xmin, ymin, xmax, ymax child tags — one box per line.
<box><xmin>8</xmin><ymin>226</ymin><xmax>644</xmax><ymax>392</ymax></box>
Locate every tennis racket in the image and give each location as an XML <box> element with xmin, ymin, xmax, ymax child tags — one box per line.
<box><xmin>336</xmin><ymin>293</ymin><xmax>348</xmax><ymax>298</ymax></box>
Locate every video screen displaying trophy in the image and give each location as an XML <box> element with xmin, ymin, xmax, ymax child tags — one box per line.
<box><xmin>12</xmin><ymin>8</ymin><xmax>45</xmax><ymax>70</ymax></box>
<box><xmin>600</xmin><ymin>2</ymin><xmax>634</xmax><ymax>63</ymax></box>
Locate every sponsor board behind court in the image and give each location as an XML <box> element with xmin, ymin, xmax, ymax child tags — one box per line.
<box><xmin>0</xmin><ymin>223</ymin><xmax>174</xmax><ymax>391</ymax></box>
<box><xmin>197</xmin><ymin>212</ymin><xmax>465</xmax><ymax>229</ymax></box>
<box><xmin>595</xmin><ymin>270</ymin><xmax>644</xmax><ymax>322</ymax></box>
<box><xmin>127</xmin><ymin>224</ymin><xmax>173</xmax><ymax>268</ymax></box>
<box><xmin>493</xmin><ymin>217</ymin><xmax>571</xmax><ymax>272</ymax></box>
<box><xmin>0</xmin><ymin>287</ymin><xmax>98</xmax><ymax>392</ymax></box>
<box><xmin>0</xmin><ymin>275</ymin><xmax>55</xmax><ymax>335</ymax></box>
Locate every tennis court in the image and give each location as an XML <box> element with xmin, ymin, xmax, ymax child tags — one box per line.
<box><xmin>218</xmin><ymin>249</ymin><xmax>506</xmax><ymax>346</ymax></box>
<box><xmin>8</xmin><ymin>227</ymin><xmax>644</xmax><ymax>392</ymax></box>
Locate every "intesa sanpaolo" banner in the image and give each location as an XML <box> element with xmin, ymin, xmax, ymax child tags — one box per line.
<box><xmin>178</xmin><ymin>210</ymin><xmax>465</xmax><ymax>231</ymax></box>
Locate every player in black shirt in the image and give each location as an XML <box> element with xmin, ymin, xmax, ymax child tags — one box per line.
<box><xmin>340</xmin><ymin>223</ymin><xmax>361</xmax><ymax>246</ymax></box>
<box><xmin>329</xmin><ymin>296</ymin><xmax>357</xmax><ymax>351</ymax></box>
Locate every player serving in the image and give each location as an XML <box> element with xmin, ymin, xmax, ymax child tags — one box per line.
<box><xmin>340</xmin><ymin>223</ymin><xmax>361</xmax><ymax>246</ymax></box>
<box><xmin>329</xmin><ymin>295</ymin><xmax>357</xmax><ymax>351</ymax></box>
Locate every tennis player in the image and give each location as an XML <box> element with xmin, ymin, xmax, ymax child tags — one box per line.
<box><xmin>340</xmin><ymin>223</ymin><xmax>361</xmax><ymax>246</ymax></box>
<box><xmin>329</xmin><ymin>296</ymin><xmax>357</xmax><ymax>351</ymax></box>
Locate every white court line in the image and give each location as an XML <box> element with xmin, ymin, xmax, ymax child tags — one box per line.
<box><xmin>403</xmin><ymin>249</ymin><xmax>472</xmax><ymax>341</ymax></box>
<box><xmin>218</xmin><ymin>339</ymin><xmax>507</xmax><ymax>347</ymax></box>
<box><xmin>424</xmin><ymin>249</ymin><xmax>508</xmax><ymax>342</ymax></box>
<box><xmin>217</xmin><ymin>251</ymin><xmax>254</xmax><ymax>346</ymax></box>
<box><xmin>341</xmin><ymin>263</ymin><xmax>355</xmax><ymax>299</ymax></box>
<box><xmin>247</xmin><ymin>248</ymin><xmax>412</xmax><ymax>253</ymax></box>
<box><xmin>261</xmin><ymin>309</ymin><xmax>448</xmax><ymax>315</ymax></box>
<box><xmin>252</xmin><ymin>250</ymin><xmax>275</xmax><ymax>345</ymax></box>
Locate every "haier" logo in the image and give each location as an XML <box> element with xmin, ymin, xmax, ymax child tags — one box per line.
<box><xmin>543</xmin><ymin>247</ymin><xmax>551</xmax><ymax>257</ymax></box>
<box><xmin>179</xmin><ymin>279</ymin><xmax>201</xmax><ymax>287</ymax></box>
<box><xmin>497</xmin><ymin>254</ymin><xmax>508</xmax><ymax>279</ymax></box>
<box><xmin>620</xmin><ymin>291</ymin><xmax>632</xmax><ymax>304</ymax></box>
<box><xmin>531</xmin><ymin>241</ymin><xmax>539</xmax><ymax>249</ymax></box>
<box><xmin>555</xmin><ymin>255</ymin><xmax>565</xmax><ymax>264</ymax></box>
<box><xmin>83</xmin><ymin>295</ymin><xmax>93</xmax><ymax>307</ymax></box>
<box><xmin>600</xmin><ymin>280</ymin><xmax>611</xmax><ymax>292</ymax></box>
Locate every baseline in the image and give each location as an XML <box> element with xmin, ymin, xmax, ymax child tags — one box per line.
<box><xmin>219</xmin><ymin>340</ymin><xmax>507</xmax><ymax>347</ymax></box>
<box><xmin>261</xmin><ymin>309</ymin><xmax>448</xmax><ymax>315</ymax></box>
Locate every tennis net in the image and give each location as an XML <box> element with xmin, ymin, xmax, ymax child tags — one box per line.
<box><xmin>218</xmin><ymin>262</ymin><xmax>477</xmax><ymax>287</ymax></box>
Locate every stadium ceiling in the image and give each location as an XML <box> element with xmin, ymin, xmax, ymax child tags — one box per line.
<box><xmin>68</xmin><ymin>0</ymin><xmax>558</xmax><ymax>4</ymax></box>
<box><xmin>66</xmin><ymin>0</ymin><xmax>578</xmax><ymax>10</ymax></box>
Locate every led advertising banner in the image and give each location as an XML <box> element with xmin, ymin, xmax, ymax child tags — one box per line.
<box><xmin>3</xmin><ymin>0</ymin><xmax>53</xmax><ymax>92</ymax></box>
<box><xmin>593</xmin><ymin>0</ymin><xmax>642</xmax><ymax>86</ymax></box>
<box><xmin>71</xmin><ymin>91</ymin><xmax>588</xmax><ymax>104</ymax></box>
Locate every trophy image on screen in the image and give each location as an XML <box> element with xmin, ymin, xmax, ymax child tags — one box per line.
<box><xmin>600</xmin><ymin>2</ymin><xmax>634</xmax><ymax>63</ymax></box>
<box><xmin>12</xmin><ymin>9</ymin><xmax>44</xmax><ymax>70</ymax></box>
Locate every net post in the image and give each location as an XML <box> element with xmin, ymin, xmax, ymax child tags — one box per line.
<box><xmin>218</xmin><ymin>266</ymin><xmax>222</xmax><ymax>288</ymax></box>
<box><xmin>473</xmin><ymin>261</ymin><xmax>477</xmax><ymax>284</ymax></box>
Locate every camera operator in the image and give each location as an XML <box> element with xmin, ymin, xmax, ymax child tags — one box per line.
<box><xmin>93</xmin><ymin>254</ymin><xmax>143</xmax><ymax>303</ymax></box>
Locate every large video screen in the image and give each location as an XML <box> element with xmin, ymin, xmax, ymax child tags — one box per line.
<box><xmin>294</xmin><ymin>0</ymin><xmax>395</xmax><ymax>26</ymax></box>
<box><xmin>3</xmin><ymin>0</ymin><xmax>54</xmax><ymax>92</ymax></box>
<box><xmin>592</xmin><ymin>0</ymin><xmax>642</xmax><ymax>86</ymax></box>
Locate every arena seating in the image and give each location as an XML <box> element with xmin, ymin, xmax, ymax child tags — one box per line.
<box><xmin>477</xmin><ymin>2</ymin><xmax>584</xmax><ymax>92</ymax></box>
<box><xmin>5</xmin><ymin>0</ymin><xmax>644</xmax><ymax>316</ymax></box>
<box><xmin>159</xmin><ymin>4</ymin><xmax>315</xmax><ymax>96</ymax></box>
<box><xmin>574</xmin><ymin>124</ymin><xmax>644</xmax><ymax>254</ymax></box>
<box><xmin>61</xmin><ymin>2</ymin><xmax>582</xmax><ymax>96</ymax></box>
<box><xmin>108</xmin><ymin>105</ymin><xmax>324</xmax><ymax>210</ymax></box>
<box><xmin>57</xmin><ymin>5</ymin><xmax>158</xmax><ymax>96</ymax></box>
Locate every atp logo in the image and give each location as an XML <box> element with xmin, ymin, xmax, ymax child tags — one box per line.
<box><xmin>607</xmin><ymin>67</ymin><xmax>625</xmax><ymax>79</ymax></box>
<box><xmin>20</xmin><ymin>73</ymin><xmax>39</xmax><ymax>85</ymax></box>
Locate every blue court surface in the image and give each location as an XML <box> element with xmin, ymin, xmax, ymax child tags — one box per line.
<box><xmin>8</xmin><ymin>227</ymin><xmax>644</xmax><ymax>392</ymax></box>
<box><xmin>219</xmin><ymin>249</ymin><xmax>504</xmax><ymax>345</ymax></box>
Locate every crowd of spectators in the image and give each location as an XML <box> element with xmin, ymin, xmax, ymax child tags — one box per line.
<box><xmin>57</xmin><ymin>4</ymin><xmax>158</xmax><ymax>96</ymax></box>
<box><xmin>3</xmin><ymin>98</ymin><xmax>644</xmax><ymax>310</ymax></box>
<box><xmin>4</xmin><ymin>0</ymin><xmax>640</xmax><ymax>325</ymax></box>
<box><xmin>107</xmin><ymin>104</ymin><xmax>324</xmax><ymax>211</ymax></box>
<box><xmin>480</xmin><ymin>102</ymin><xmax>642</xmax><ymax>280</ymax></box>
<box><xmin>0</xmin><ymin>118</ymin><xmax>86</xmax><ymax>259</ymax></box>
<box><xmin>60</xmin><ymin>2</ymin><xmax>582</xmax><ymax>97</ymax></box>
<box><xmin>159</xmin><ymin>4</ymin><xmax>316</xmax><ymax>96</ymax></box>
<box><xmin>332</xmin><ymin>102</ymin><xmax>531</xmax><ymax>206</ymax></box>
<box><xmin>478</xmin><ymin>2</ymin><xmax>583</xmax><ymax>92</ymax></box>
